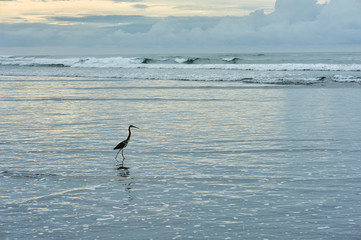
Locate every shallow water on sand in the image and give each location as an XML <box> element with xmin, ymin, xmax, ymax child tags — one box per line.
<box><xmin>1</xmin><ymin>76</ymin><xmax>361</xmax><ymax>239</ymax></box>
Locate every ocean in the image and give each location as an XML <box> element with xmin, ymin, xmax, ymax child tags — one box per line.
<box><xmin>1</xmin><ymin>52</ymin><xmax>361</xmax><ymax>239</ymax></box>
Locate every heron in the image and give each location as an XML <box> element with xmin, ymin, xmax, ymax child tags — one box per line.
<box><xmin>114</xmin><ymin>125</ymin><xmax>139</xmax><ymax>167</ymax></box>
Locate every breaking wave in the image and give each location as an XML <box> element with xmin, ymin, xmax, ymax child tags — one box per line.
<box><xmin>1</xmin><ymin>54</ymin><xmax>361</xmax><ymax>85</ymax></box>
<box><xmin>1</xmin><ymin>55</ymin><xmax>361</xmax><ymax>71</ymax></box>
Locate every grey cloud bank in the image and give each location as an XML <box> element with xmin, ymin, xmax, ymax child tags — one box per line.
<box><xmin>1</xmin><ymin>0</ymin><xmax>361</xmax><ymax>54</ymax></box>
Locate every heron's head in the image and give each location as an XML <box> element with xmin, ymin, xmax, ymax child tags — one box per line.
<box><xmin>129</xmin><ymin>125</ymin><xmax>139</xmax><ymax>129</ymax></box>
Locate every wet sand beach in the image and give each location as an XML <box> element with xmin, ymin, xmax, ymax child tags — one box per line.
<box><xmin>1</xmin><ymin>52</ymin><xmax>361</xmax><ymax>239</ymax></box>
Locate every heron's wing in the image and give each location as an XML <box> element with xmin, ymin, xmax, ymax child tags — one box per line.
<box><xmin>114</xmin><ymin>140</ymin><xmax>127</xmax><ymax>150</ymax></box>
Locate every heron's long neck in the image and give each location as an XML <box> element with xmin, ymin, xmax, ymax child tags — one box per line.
<box><xmin>126</xmin><ymin>127</ymin><xmax>132</xmax><ymax>140</ymax></box>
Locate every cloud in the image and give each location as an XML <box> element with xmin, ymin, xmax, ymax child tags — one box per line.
<box><xmin>1</xmin><ymin>0</ymin><xmax>360</xmax><ymax>54</ymax></box>
<box><xmin>110</xmin><ymin>0</ymin><xmax>143</xmax><ymax>2</ymax></box>
<box><xmin>133</xmin><ymin>4</ymin><xmax>148</xmax><ymax>9</ymax></box>
<box><xmin>50</xmin><ymin>14</ymin><xmax>159</xmax><ymax>24</ymax></box>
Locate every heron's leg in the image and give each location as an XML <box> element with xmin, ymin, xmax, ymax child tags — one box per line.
<box><xmin>121</xmin><ymin>149</ymin><xmax>125</xmax><ymax>167</ymax></box>
<box><xmin>115</xmin><ymin>149</ymin><xmax>121</xmax><ymax>161</ymax></box>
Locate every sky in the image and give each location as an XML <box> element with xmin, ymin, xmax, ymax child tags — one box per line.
<box><xmin>0</xmin><ymin>0</ymin><xmax>360</xmax><ymax>55</ymax></box>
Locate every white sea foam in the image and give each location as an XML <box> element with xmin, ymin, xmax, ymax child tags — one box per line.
<box><xmin>332</xmin><ymin>74</ymin><xmax>361</xmax><ymax>83</ymax></box>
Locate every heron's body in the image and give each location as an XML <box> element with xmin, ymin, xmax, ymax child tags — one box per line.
<box><xmin>113</xmin><ymin>138</ymin><xmax>129</xmax><ymax>151</ymax></box>
<box><xmin>114</xmin><ymin>125</ymin><xmax>138</xmax><ymax>167</ymax></box>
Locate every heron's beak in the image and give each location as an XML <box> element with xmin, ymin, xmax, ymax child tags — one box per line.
<box><xmin>134</xmin><ymin>126</ymin><xmax>139</xmax><ymax>129</ymax></box>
